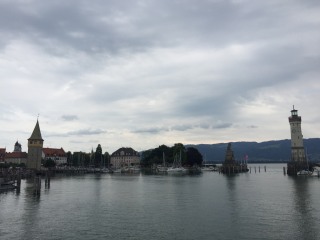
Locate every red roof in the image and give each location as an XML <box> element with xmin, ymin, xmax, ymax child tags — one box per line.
<box><xmin>43</xmin><ymin>147</ymin><xmax>66</xmax><ymax>157</ymax></box>
<box><xmin>0</xmin><ymin>148</ymin><xmax>6</xmax><ymax>160</ymax></box>
<box><xmin>5</xmin><ymin>152</ymin><xmax>28</xmax><ymax>159</ymax></box>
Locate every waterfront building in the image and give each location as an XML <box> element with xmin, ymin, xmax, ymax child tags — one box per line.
<box><xmin>110</xmin><ymin>147</ymin><xmax>140</xmax><ymax>169</ymax></box>
<box><xmin>0</xmin><ymin>148</ymin><xmax>6</xmax><ymax>162</ymax></box>
<box><xmin>5</xmin><ymin>152</ymin><xmax>28</xmax><ymax>165</ymax></box>
<box><xmin>27</xmin><ymin>120</ymin><xmax>44</xmax><ymax>170</ymax></box>
<box><xmin>5</xmin><ymin>141</ymin><xmax>28</xmax><ymax>165</ymax></box>
<box><xmin>287</xmin><ymin>106</ymin><xmax>307</xmax><ymax>175</ymax></box>
<box><xmin>42</xmin><ymin>147</ymin><xmax>67</xmax><ymax>165</ymax></box>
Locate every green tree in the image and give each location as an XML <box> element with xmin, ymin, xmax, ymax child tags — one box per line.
<box><xmin>186</xmin><ymin>147</ymin><xmax>203</xmax><ymax>166</ymax></box>
<box><xmin>95</xmin><ymin>144</ymin><xmax>103</xmax><ymax>168</ymax></box>
<box><xmin>44</xmin><ymin>158</ymin><xmax>56</xmax><ymax>168</ymax></box>
<box><xmin>140</xmin><ymin>144</ymin><xmax>188</xmax><ymax>167</ymax></box>
<box><xmin>141</xmin><ymin>145</ymin><xmax>172</xmax><ymax>167</ymax></box>
<box><xmin>104</xmin><ymin>152</ymin><xmax>110</xmax><ymax>168</ymax></box>
<box><xmin>66</xmin><ymin>151</ymin><xmax>72</xmax><ymax>166</ymax></box>
<box><xmin>172</xmin><ymin>143</ymin><xmax>186</xmax><ymax>165</ymax></box>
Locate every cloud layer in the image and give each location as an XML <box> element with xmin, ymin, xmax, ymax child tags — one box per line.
<box><xmin>1</xmin><ymin>0</ymin><xmax>320</xmax><ymax>154</ymax></box>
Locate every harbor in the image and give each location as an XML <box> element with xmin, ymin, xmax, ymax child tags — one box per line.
<box><xmin>1</xmin><ymin>164</ymin><xmax>320</xmax><ymax>240</ymax></box>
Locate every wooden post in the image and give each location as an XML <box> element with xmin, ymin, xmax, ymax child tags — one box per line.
<box><xmin>45</xmin><ymin>171</ymin><xmax>51</xmax><ymax>189</ymax></box>
<box><xmin>259</xmin><ymin>166</ymin><xmax>260</xmax><ymax>172</ymax></box>
<box><xmin>283</xmin><ymin>167</ymin><xmax>286</xmax><ymax>175</ymax></box>
<box><xmin>264</xmin><ymin>166</ymin><xmax>266</xmax><ymax>172</ymax></box>
<box><xmin>250</xmin><ymin>167</ymin><xmax>251</xmax><ymax>173</ymax></box>
<box><xmin>34</xmin><ymin>175</ymin><xmax>41</xmax><ymax>195</ymax></box>
<box><xmin>16</xmin><ymin>173</ymin><xmax>21</xmax><ymax>192</ymax></box>
<box><xmin>254</xmin><ymin>166</ymin><xmax>256</xmax><ymax>173</ymax></box>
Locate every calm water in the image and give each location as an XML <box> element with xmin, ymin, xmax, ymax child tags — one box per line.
<box><xmin>1</xmin><ymin>164</ymin><xmax>320</xmax><ymax>240</ymax></box>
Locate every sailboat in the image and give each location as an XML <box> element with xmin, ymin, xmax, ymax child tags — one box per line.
<box><xmin>310</xmin><ymin>166</ymin><xmax>320</xmax><ymax>177</ymax></box>
<box><xmin>201</xmin><ymin>155</ymin><xmax>215</xmax><ymax>171</ymax></box>
<box><xmin>156</xmin><ymin>152</ymin><xmax>168</xmax><ymax>172</ymax></box>
<box><xmin>167</xmin><ymin>151</ymin><xmax>187</xmax><ymax>173</ymax></box>
<box><xmin>297</xmin><ymin>149</ymin><xmax>312</xmax><ymax>176</ymax></box>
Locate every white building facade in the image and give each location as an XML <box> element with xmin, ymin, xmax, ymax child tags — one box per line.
<box><xmin>110</xmin><ymin>147</ymin><xmax>140</xmax><ymax>169</ymax></box>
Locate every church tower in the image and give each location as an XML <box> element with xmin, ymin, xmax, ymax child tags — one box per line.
<box><xmin>288</xmin><ymin>106</ymin><xmax>305</xmax><ymax>162</ymax></box>
<box><xmin>14</xmin><ymin>141</ymin><xmax>22</xmax><ymax>152</ymax></box>
<box><xmin>27</xmin><ymin>120</ymin><xmax>44</xmax><ymax>170</ymax></box>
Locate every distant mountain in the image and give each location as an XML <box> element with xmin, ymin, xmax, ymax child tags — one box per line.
<box><xmin>186</xmin><ymin>138</ymin><xmax>320</xmax><ymax>163</ymax></box>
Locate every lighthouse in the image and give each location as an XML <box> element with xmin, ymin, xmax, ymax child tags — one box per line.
<box><xmin>287</xmin><ymin>106</ymin><xmax>307</xmax><ymax>175</ymax></box>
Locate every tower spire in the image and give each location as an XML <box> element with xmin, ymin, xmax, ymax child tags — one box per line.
<box><xmin>27</xmin><ymin>119</ymin><xmax>44</xmax><ymax>170</ymax></box>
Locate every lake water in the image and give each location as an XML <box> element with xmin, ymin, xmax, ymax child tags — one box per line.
<box><xmin>1</xmin><ymin>164</ymin><xmax>320</xmax><ymax>240</ymax></box>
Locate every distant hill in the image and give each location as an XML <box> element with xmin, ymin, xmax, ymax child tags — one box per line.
<box><xmin>186</xmin><ymin>138</ymin><xmax>320</xmax><ymax>163</ymax></box>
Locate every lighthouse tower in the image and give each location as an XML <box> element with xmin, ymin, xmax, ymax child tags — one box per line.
<box><xmin>287</xmin><ymin>106</ymin><xmax>307</xmax><ymax>175</ymax></box>
<box><xmin>27</xmin><ymin>120</ymin><xmax>44</xmax><ymax>171</ymax></box>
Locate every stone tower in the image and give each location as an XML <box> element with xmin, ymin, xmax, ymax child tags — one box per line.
<box><xmin>224</xmin><ymin>143</ymin><xmax>235</xmax><ymax>164</ymax></box>
<box><xmin>27</xmin><ymin>120</ymin><xmax>44</xmax><ymax>170</ymax></box>
<box><xmin>221</xmin><ymin>143</ymin><xmax>248</xmax><ymax>174</ymax></box>
<box><xmin>287</xmin><ymin>106</ymin><xmax>307</xmax><ymax>175</ymax></box>
<box><xmin>289</xmin><ymin>106</ymin><xmax>305</xmax><ymax>162</ymax></box>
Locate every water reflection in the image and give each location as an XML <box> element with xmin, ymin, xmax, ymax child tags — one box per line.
<box><xmin>21</xmin><ymin>179</ymin><xmax>42</xmax><ymax>240</ymax></box>
<box><xmin>291</xmin><ymin>177</ymin><xmax>318</xmax><ymax>240</ymax></box>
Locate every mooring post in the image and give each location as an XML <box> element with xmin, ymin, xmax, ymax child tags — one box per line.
<box><xmin>259</xmin><ymin>166</ymin><xmax>260</xmax><ymax>172</ymax></box>
<box><xmin>264</xmin><ymin>166</ymin><xmax>266</xmax><ymax>172</ymax></box>
<box><xmin>16</xmin><ymin>173</ymin><xmax>21</xmax><ymax>191</ymax></box>
<box><xmin>254</xmin><ymin>166</ymin><xmax>256</xmax><ymax>173</ymax></box>
<box><xmin>47</xmin><ymin>170</ymin><xmax>51</xmax><ymax>188</ymax></box>
<box><xmin>34</xmin><ymin>175</ymin><xmax>41</xmax><ymax>195</ymax></box>
<box><xmin>283</xmin><ymin>167</ymin><xmax>286</xmax><ymax>175</ymax></box>
<box><xmin>45</xmin><ymin>171</ymin><xmax>51</xmax><ymax>189</ymax></box>
<box><xmin>250</xmin><ymin>167</ymin><xmax>251</xmax><ymax>173</ymax></box>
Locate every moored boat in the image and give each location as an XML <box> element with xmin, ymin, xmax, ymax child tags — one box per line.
<box><xmin>167</xmin><ymin>151</ymin><xmax>187</xmax><ymax>173</ymax></box>
<box><xmin>156</xmin><ymin>152</ymin><xmax>168</xmax><ymax>173</ymax></box>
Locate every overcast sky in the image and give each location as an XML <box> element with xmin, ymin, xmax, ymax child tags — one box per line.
<box><xmin>1</xmin><ymin>0</ymin><xmax>319</xmax><ymax>154</ymax></box>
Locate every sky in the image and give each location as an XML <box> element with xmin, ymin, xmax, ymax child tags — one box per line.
<box><xmin>1</xmin><ymin>0</ymin><xmax>320</xmax><ymax>154</ymax></box>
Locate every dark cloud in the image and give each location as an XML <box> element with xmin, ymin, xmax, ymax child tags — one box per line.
<box><xmin>46</xmin><ymin>128</ymin><xmax>106</xmax><ymax>137</ymax></box>
<box><xmin>61</xmin><ymin>115</ymin><xmax>78</xmax><ymax>121</ymax></box>
<box><xmin>2</xmin><ymin>0</ymin><xmax>318</xmax><ymax>55</ymax></box>
<box><xmin>1</xmin><ymin>0</ymin><xmax>319</xmax><ymax>152</ymax></box>
<box><xmin>132</xmin><ymin>127</ymin><xmax>169</xmax><ymax>134</ymax></box>
<box><xmin>67</xmin><ymin>129</ymin><xmax>106</xmax><ymax>136</ymax></box>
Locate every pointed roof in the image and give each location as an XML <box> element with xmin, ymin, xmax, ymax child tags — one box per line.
<box><xmin>28</xmin><ymin>120</ymin><xmax>43</xmax><ymax>141</ymax></box>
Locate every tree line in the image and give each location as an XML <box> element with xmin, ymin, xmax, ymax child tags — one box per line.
<box><xmin>64</xmin><ymin>144</ymin><xmax>110</xmax><ymax>168</ymax></box>
<box><xmin>140</xmin><ymin>143</ymin><xmax>203</xmax><ymax>167</ymax></box>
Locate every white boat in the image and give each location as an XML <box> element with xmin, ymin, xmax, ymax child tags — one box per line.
<box><xmin>297</xmin><ymin>149</ymin><xmax>313</xmax><ymax>176</ymax></box>
<box><xmin>157</xmin><ymin>152</ymin><xmax>168</xmax><ymax>172</ymax></box>
<box><xmin>167</xmin><ymin>151</ymin><xmax>187</xmax><ymax>173</ymax></box>
<box><xmin>113</xmin><ymin>168</ymin><xmax>123</xmax><ymax>173</ymax></box>
<box><xmin>128</xmin><ymin>166</ymin><xmax>141</xmax><ymax>173</ymax></box>
<box><xmin>0</xmin><ymin>179</ymin><xmax>16</xmax><ymax>191</ymax></box>
<box><xmin>100</xmin><ymin>168</ymin><xmax>110</xmax><ymax>173</ymax></box>
<box><xmin>297</xmin><ymin>169</ymin><xmax>312</xmax><ymax>176</ymax></box>
<box><xmin>310</xmin><ymin>167</ymin><xmax>320</xmax><ymax>177</ymax></box>
<box><xmin>201</xmin><ymin>163</ymin><xmax>216</xmax><ymax>171</ymax></box>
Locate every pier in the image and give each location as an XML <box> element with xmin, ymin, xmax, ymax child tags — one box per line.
<box><xmin>220</xmin><ymin>143</ymin><xmax>248</xmax><ymax>174</ymax></box>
